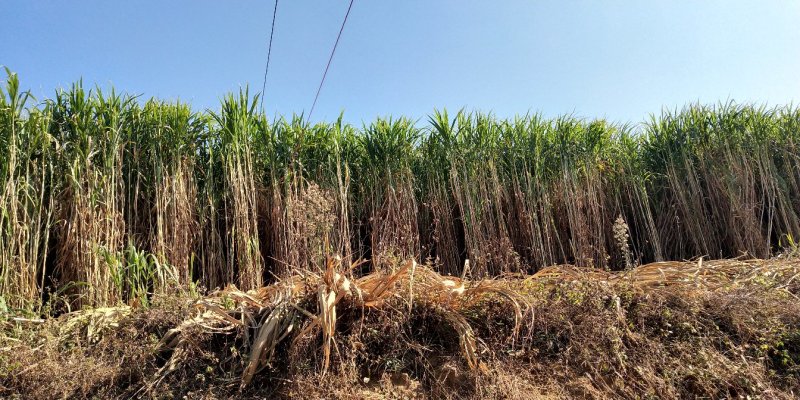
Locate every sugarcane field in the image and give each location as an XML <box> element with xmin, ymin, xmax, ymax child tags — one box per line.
<box><xmin>2</xmin><ymin>2</ymin><xmax>800</xmax><ymax>399</ymax></box>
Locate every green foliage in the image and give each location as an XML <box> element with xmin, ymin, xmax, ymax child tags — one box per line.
<box><xmin>103</xmin><ymin>243</ymin><xmax>177</xmax><ymax>307</ymax></box>
<box><xmin>1</xmin><ymin>69</ymin><xmax>800</xmax><ymax>310</ymax></box>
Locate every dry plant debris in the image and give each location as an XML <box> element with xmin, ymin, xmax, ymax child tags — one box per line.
<box><xmin>2</xmin><ymin>256</ymin><xmax>800</xmax><ymax>399</ymax></box>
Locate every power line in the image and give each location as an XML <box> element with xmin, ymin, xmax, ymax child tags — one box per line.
<box><xmin>259</xmin><ymin>0</ymin><xmax>279</xmax><ymax>111</ymax></box>
<box><xmin>308</xmin><ymin>0</ymin><xmax>355</xmax><ymax>120</ymax></box>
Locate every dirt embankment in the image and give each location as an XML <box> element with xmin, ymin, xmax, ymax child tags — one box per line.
<box><xmin>2</xmin><ymin>257</ymin><xmax>800</xmax><ymax>399</ymax></box>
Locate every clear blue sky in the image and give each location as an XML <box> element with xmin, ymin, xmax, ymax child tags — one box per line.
<box><xmin>2</xmin><ymin>1</ymin><xmax>799</xmax><ymax>125</ymax></box>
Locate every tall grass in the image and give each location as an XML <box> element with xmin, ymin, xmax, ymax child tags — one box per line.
<box><xmin>208</xmin><ymin>90</ymin><xmax>264</xmax><ymax>290</ymax></box>
<box><xmin>49</xmin><ymin>83</ymin><xmax>131</xmax><ymax>307</ymax></box>
<box><xmin>1</xmin><ymin>70</ymin><xmax>799</xmax><ymax>309</ymax></box>
<box><xmin>358</xmin><ymin>117</ymin><xmax>420</xmax><ymax>267</ymax></box>
<box><xmin>123</xmin><ymin>100</ymin><xmax>202</xmax><ymax>288</ymax></box>
<box><xmin>0</xmin><ymin>70</ymin><xmax>53</xmax><ymax>310</ymax></box>
<box><xmin>260</xmin><ymin>115</ymin><xmax>351</xmax><ymax>274</ymax></box>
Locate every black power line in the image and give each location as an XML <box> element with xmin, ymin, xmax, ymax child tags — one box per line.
<box><xmin>308</xmin><ymin>0</ymin><xmax>355</xmax><ymax>120</ymax></box>
<box><xmin>259</xmin><ymin>0</ymin><xmax>279</xmax><ymax>111</ymax></box>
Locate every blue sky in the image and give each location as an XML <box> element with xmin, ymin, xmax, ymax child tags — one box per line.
<box><xmin>2</xmin><ymin>1</ymin><xmax>799</xmax><ymax>125</ymax></box>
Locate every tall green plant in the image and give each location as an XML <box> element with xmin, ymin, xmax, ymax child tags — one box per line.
<box><xmin>0</xmin><ymin>69</ymin><xmax>54</xmax><ymax>309</ymax></box>
<box><xmin>208</xmin><ymin>89</ymin><xmax>263</xmax><ymax>290</ymax></box>
<box><xmin>3</xmin><ymin>69</ymin><xmax>800</xmax><ymax>309</ymax></box>
<box><xmin>50</xmin><ymin>83</ymin><xmax>131</xmax><ymax>307</ymax></box>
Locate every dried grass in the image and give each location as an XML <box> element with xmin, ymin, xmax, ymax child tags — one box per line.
<box><xmin>3</xmin><ymin>256</ymin><xmax>800</xmax><ymax>399</ymax></box>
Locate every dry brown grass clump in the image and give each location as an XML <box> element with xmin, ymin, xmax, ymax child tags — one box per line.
<box><xmin>2</xmin><ymin>257</ymin><xmax>800</xmax><ymax>399</ymax></box>
<box><xmin>0</xmin><ymin>293</ymin><xmax>192</xmax><ymax>398</ymax></box>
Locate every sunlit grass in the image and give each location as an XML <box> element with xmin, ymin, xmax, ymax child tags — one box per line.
<box><xmin>1</xmin><ymin>69</ymin><xmax>799</xmax><ymax>309</ymax></box>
